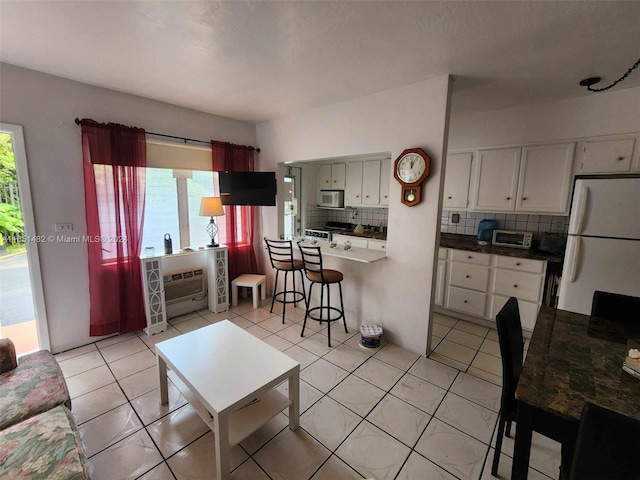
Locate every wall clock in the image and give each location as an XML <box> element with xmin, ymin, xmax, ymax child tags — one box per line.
<box><xmin>393</xmin><ymin>148</ymin><xmax>431</xmax><ymax>207</ymax></box>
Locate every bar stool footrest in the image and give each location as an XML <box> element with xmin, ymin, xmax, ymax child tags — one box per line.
<box><xmin>307</xmin><ymin>306</ymin><xmax>344</xmax><ymax>324</ymax></box>
<box><xmin>273</xmin><ymin>290</ymin><xmax>305</xmax><ymax>305</ymax></box>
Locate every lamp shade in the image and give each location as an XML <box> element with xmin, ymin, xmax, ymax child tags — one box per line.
<box><xmin>199</xmin><ymin>197</ymin><xmax>225</xmax><ymax>216</ymax></box>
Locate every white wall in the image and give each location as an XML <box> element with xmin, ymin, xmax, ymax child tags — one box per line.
<box><xmin>0</xmin><ymin>63</ymin><xmax>256</xmax><ymax>353</ymax></box>
<box><xmin>257</xmin><ymin>76</ymin><xmax>452</xmax><ymax>355</ymax></box>
<box><xmin>449</xmin><ymin>86</ymin><xmax>640</xmax><ymax>149</ymax></box>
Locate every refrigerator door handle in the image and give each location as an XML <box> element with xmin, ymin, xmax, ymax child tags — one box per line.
<box><xmin>570</xmin><ymin>185</ymin><xmax>589</xmax><ymax>235</ymax></box>
<box><xmin>568</xmin><ymin>237</ymin><xmax>581</xmax><ymax>283</ymax></box>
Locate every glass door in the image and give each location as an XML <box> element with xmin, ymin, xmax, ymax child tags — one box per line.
<box><xmin>283</xmin><ymin>167</ymin><xmax>301</xmax><ymax>240</ymax></box>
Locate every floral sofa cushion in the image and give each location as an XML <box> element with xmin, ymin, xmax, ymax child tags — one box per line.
<box><xmin>0</xmin><ymin>349</ymin><xmax>71</xmax><ymax>430</ymax></box>
<box><xmin>0</xmin><ymin>405</ymin><xmax>90</xmax><ymax>479</ymax></box>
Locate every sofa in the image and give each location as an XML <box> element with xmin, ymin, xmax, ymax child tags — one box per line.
<box><xmin>0</xmin><ymin>338</ymin><xmax>91</xmax><ymax>479</ymax></box>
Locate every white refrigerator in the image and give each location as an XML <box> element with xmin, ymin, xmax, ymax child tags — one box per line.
<box><xmin>558</xmin><ymin>177</ymin><xmax>640</xmax><ymax>315</ymax></box>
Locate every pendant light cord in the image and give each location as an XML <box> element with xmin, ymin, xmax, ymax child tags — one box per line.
<box><xmin>587</xmin><ymin>58</ymin><xmax>640</xmax><ymax>92</ymax></box>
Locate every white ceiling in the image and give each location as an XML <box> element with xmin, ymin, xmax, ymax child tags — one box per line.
<box><xmin>1</xmin><ymin>1</ymin><xmax>639</xmax><ymax>123</ymax></box>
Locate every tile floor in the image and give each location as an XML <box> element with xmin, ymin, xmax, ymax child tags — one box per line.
<box><xmin>53</xmin><ymin>301</ymin><xmax>559</xmax><ymax>480</ymax></box>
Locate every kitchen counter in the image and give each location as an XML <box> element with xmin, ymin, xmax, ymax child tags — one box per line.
<box><xmin>439</xmin><ymin>233</ymin><xmax>564</xmax><ymax>263</ymax></box>
<box><xmin>298</xmin><ymin>241</ymin><xmax>386</xmax><ymax>263</ymax></box>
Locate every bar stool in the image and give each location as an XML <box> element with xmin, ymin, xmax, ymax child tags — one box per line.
<box><xmin>297</xmin><ymin>243</ymin><xmax>347</xmax><ymax>347</ymax></box>
<box><xmin>264</xmin><ymin>238</ymin><xmax>306</xmax><ymax>324</ymax></box>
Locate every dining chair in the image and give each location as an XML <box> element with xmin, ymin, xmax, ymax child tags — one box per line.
<box><xmin>569</xmin><ymin>402</ymin><xmax>640</xmax><ymax>480</ymax></box>
<box><xmin>590</xmin><ymin>290</ymin><xmax>640</xmax><ymax>324</ymax></box>
<box><xmin>491</xmin><ymin>296</ymin><xmax>523</xmax><ymax>476</ymax></box>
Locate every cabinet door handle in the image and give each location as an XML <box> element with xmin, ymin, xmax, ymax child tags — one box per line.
<box><xmin>448</xmin><ymin>196</ymin><xmax>452</xmax><ymax>199</ymax></box>
<box><xmin>513</xmin><ymin>284</ymin><xmax>518</xmax><ymax>288</ymax></box>
<box><xmin>506</xmin><ymin>197</ymin><xmax>511</xmax><ymax>200</ymax></box>
<box><xmin>516</xmin><ymin>262</ymin><xmax>521</xmax><ymax>266</ymax></box>
<box><xmin>384</xmin><ymin>195</ymin><xmax>388</xmax><ymax>198</ymax></box>
<box><xmin>463</xmin><ymin>300</ymin><xmax>468</xmax><ymax>303</ymax></box>
<box><xmin>366</xmin><ymin>195</ymin><xmax>369</xmax><ymax>198</ymax></box>
<box><xmin>617</xmin><ymin>156</ymin><xmax>625</xmax><ymax>161</ymax></box>
<box><xmin>522</xmin><ymin>197</ymin><xmax>528</xmax><ymax>201</ymax></box>
<box><xmin>468</xmin><ymin>255</ymin><xmax>472</xmax><ymax>259</ymax></box>
<box><xmin>465</xmin><ymin>275</ymin><xmax>470</xmax><ymax>278</ymax></box>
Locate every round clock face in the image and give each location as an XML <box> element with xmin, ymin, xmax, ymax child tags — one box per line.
<box><xmin>396</xmin><ymin>153</ymin><xmax>426</xmax><ymax>184</ymax></box>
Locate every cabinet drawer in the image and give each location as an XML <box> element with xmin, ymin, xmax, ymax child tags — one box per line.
<box><xmin>450</xmin><ymin>249</ymin><xmax>491</xmax><ymax>265</ymax></box>
<box><xmin>577</xmin><ymin>138</ymin><xmax>635</xmax><ymax>174</ymax></box>
<box><xmin>438</xmin><ymin>248</ymin><xmax>448</xmax><ymax>259</ymax></box>
<box><xmin>492</xmin><ymin>269</ymin><xmax>543</xmax><ymax>303</ymax></box>
<box><xmin>490</xmin><ymin>295</ymin><xmax>539</xmax><ymax>331</ymax></box>
<box><xmin>450</xmin><ymin>263</ymin><xmax>490</xmax><ymax>291</ymax></box>
<box><xmin>495</xmin><ymin>256</ymin><xmax>545</xmax><ymax>274</ymax></box>
<box><xmin>333</xmin><ymin>234</ymin><xmax>368</xmax><ymax>248</ymax></box>
<box><xmin>446</xmin><ymin>286</ymin><xmax>486</xmax><ymax>317</ymax></box>
<box><xmin>367</xmin><ymin>239</ymin><xmax>387</xmax><ymax>251</ymax></box>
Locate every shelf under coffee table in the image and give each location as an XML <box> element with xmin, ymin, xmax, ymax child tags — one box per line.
<box><xmin>156</xmin><ymin>320</ymin><xmax>300</xmax><ymax>480</ymax></box>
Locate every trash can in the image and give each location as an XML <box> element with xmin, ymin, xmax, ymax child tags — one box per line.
<box><xmin>360</xmin><ymin>324</ymin><xmax>383</xmax><ymax>348</ymax></box>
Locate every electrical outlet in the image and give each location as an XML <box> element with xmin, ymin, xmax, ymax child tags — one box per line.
<box><xmin>451</xmin><ymin>213</ymin><xmax>460</xmax><ymax>224</ymax></box>
<box><xmin>54</xmin><ymin>223</ymin><xmax>73</xmax><ymax>232</ymax></box>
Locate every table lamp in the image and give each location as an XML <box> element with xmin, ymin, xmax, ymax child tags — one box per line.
<box><xmin>199</xmin><ymin>197</ymin><xmax>225</xmax><ymax>247</ymax></box>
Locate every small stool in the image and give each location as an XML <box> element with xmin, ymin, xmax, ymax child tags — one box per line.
<box><xmin>231</xmin><ymin>274</ymin><xmax>266</xmax><ymax>309</ymax></box>
<box><xmin>298</xmin><ymin>243</ymin><xmax>347</xmax><ymax>347</ymax></box>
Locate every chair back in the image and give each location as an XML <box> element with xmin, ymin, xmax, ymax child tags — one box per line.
<box><xmin>569</xmin><ymin>402</ymin><xmax>640</xmax><ymax>480</ymax></box>
<box><xmin>496</xmin><ymin>297</ymin><xmax>524</xmax><ymax>415</ymax></box>
<box><xmin>591</xmin><ymin>291</ymin><xmax>640</xmax><ymax>324</ymax></box>
<box><xmin>264</xmin><ymin>238</ymin><xmax>295</xmax><ymax>269</ymax></box>
<box><xmin>297</xmin><ymin>243</ymin><xmax>325</xmax><ymax>282</ymax></box>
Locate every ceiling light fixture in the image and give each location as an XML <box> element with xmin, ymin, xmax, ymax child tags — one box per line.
<box><xmin>580</xmin><ymin>57</ymin><xmax>640</xmax><ymax>92</ymax></box>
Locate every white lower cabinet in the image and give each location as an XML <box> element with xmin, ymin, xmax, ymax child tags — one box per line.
<box><xmin>367</xmin><ymin>239</ymin><xmax>387</xmax><ymax>251</ymax></box>
<box><xmin>447</xmin><ymin>286</ymin><xmax>487</xmax><ymax>317</ymax></box>
<box><xmin>440</xmin><ymin>248</ymin><xmax>546</xmax><ymax>331</ymax></box>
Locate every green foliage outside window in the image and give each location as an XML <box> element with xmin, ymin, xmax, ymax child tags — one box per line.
<box><xmin>0</xmin><ymin>132</ymin><xmax>24</xmax><ymax>247</ymax></box>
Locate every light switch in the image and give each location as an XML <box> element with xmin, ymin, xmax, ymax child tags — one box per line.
<box><xmin>54</xmin><ymin>223</ymin><xmax>73</xmax><ymax>232</ymax></box>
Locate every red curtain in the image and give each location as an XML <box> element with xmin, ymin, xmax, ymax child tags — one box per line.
<box><xmin>81</xmin><ymin>119</ymin><xmax>147</xmax><ymax>336</ymax></box>
<box><xmin>211</xmin><ymin>140</ymin><xmax>258</xmax><ymax>282</ymax></box>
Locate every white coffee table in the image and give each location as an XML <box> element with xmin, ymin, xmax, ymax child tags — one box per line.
<box><xmin>156</xmin><ymin>320</ymin><xmax>300</xmax><ymax>480</ymax></box>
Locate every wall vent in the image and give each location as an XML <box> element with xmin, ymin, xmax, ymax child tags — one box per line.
<box><xmin>163</xmin><ymin>268</ymin><xmax>205</xmax><ymax>305</ymax></box>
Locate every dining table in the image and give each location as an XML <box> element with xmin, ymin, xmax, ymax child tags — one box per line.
<box><xmin>512</xmin><ymin>306</ymin><xmax>640</xmax><ymax>480</ymax></box>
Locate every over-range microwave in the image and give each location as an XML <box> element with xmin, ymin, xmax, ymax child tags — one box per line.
<box><xmin>492</xmin><ymin>230</ymin><xmax>533</xmax><ymax>249</ymax></box>
<box><xmin>318</xmin><ymin>190</ymin><xmax>345</xmax><ymax>208</ymax></box>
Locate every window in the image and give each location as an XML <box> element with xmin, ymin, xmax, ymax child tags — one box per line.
<box><xmin>141</xmin><ymin>167</ymin><xmax>215</xmax><ymax>252</ymax></box>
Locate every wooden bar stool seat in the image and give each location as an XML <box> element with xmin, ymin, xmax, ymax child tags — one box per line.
<box><xmin>298</xmin><ymin>243</ymin><xmax>347</xmax><ymax>347</ymax></box>
<box><xmin>264</xmin><ymin>238</ymin><xmax>307</xmax><ymax>325</ymax></box>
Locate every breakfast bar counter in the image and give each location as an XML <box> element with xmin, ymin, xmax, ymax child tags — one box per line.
<box><xmin>297</xmin><ymin>241</ymin><xmax>387</xmax><ymax>263</ymax></box>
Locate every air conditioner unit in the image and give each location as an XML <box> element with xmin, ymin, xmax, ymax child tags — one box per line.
<box><xmin>163</xmin><ymin>268</ymin><xmax>205</xmax><ymax>305</ymax></box>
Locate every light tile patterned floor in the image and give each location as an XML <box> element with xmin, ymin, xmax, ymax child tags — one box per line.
<box><xmin>54</xmin><ymin>302</ymin><xmax>557</xmax><ymax>480</ymax></box>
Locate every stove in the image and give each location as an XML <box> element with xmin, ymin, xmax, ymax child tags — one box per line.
<box><xmin>304</xmin><ymin>222</ymin><xmax>352</xmax><ymax>241</ymax></box>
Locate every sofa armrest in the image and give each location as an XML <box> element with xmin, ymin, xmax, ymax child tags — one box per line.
<box><xmin>0</xmin><ymin>338</ymin><xmax>18</xmax><ymax>374</ymax></box>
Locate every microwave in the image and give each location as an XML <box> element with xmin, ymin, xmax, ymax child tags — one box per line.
<box><xmin>492</xmin><ymin>230</ymin><xmax>533</xmax><ymax>249</ymax></box>
<box><xmin>318</xmin><ymin>190</ymin><xmax>345</xmax><ymax>208</ymax></box>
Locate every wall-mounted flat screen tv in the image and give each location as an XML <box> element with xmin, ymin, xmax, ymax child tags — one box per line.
<box><xmin>218</xmin><ymin>171</ymin><xmax>277</xmax><ymax>206</ymax></box>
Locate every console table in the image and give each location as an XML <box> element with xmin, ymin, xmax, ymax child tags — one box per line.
<box><xmin>140</xmin><ymin>246</ymin><xmax>229</xmax><ymax>335</ymax></box>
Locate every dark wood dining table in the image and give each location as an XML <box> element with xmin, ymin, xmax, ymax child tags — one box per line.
<box><xmin>512</xmin><ymin>306</ymin><xmax>640</xmax><ymax>480</ymax></box>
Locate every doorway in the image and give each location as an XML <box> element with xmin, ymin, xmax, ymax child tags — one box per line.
<box><xmin>0</xmin><ymin>124</ymin><xmax>49</xmax><ymax>355</ymax></box>
<box><xmin>283</xmin><ymin>167</ymin><xmax>301</xmax><ymax>240</ymax></box>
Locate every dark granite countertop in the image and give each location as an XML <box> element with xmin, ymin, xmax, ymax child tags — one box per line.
<box><xmin>439</xmin><ymin>233</ymin><xmax>564</xmax><ymax>263</ymax></box>
<box><xmin>516</xmin><ymin>307</ymin><xmax>640</xmax><ymax>422</ymax></box>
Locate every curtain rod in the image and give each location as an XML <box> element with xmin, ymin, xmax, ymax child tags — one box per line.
<box><xmin>73</xmin><ymin>118</ymin><xmax>260</xmax><ymax>152</ymax></box>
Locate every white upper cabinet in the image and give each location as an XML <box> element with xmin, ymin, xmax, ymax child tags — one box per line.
<box><xmin>345</xmin><ymin>161</ymin><xmax>363</xmax><ymax>205</ymax></box>
<box><xmin>331</xmin><ymin>163</ymin><xmax>346</xmax><ymax>189</ymax></box>
<box><xmin>362</xmin><ymin>160</ymin><xmax>381</xmax><ymax>205</ymax></box>
<box><xmin>443</xmin><ymin>152</ymin><xmax>472</xmax><ymax>209</ymax></box>
<box><xmin>516</xmin><ymin>143</ymin><xmax>574</xmax><ymax>214</ymax></box>
<box><xmin>379</xmin><ymin>158</ymin><xmax>391</xmax><ymax>206</ymax></box>
<box><xmin>318</xmin><ymin>163</ymin><xmax>346</xmax><ymax>190</ymax></box>
<box><xmin>473</xmin><ymin>147</ymin><xmax>521</xmax><ymax>211</ymax></box>
<box><xmin>575</xmin><ymin>137</ymin><xmax>636</xmax><ymax>174</ymax></box>
<box><xmin>317</xmin><ymin>164</ymin><xmax>332</xmax><ymax>190</ymax></box>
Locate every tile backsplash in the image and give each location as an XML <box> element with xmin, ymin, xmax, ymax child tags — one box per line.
<box><xmin>306</xmin><ymin>207</ymin><xmax>388</xmax><ymax>230</ymax></box>
<box><xmin>440</xmin><ymin>211</ymin><xmax>569</xmax><ymax>238</ymax></box>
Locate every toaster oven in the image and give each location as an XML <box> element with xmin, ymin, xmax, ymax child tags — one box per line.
<box><xmin>492</xmin><ymin>230</ymin><xmax>533</xmax><ymax>249</ymax></box>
